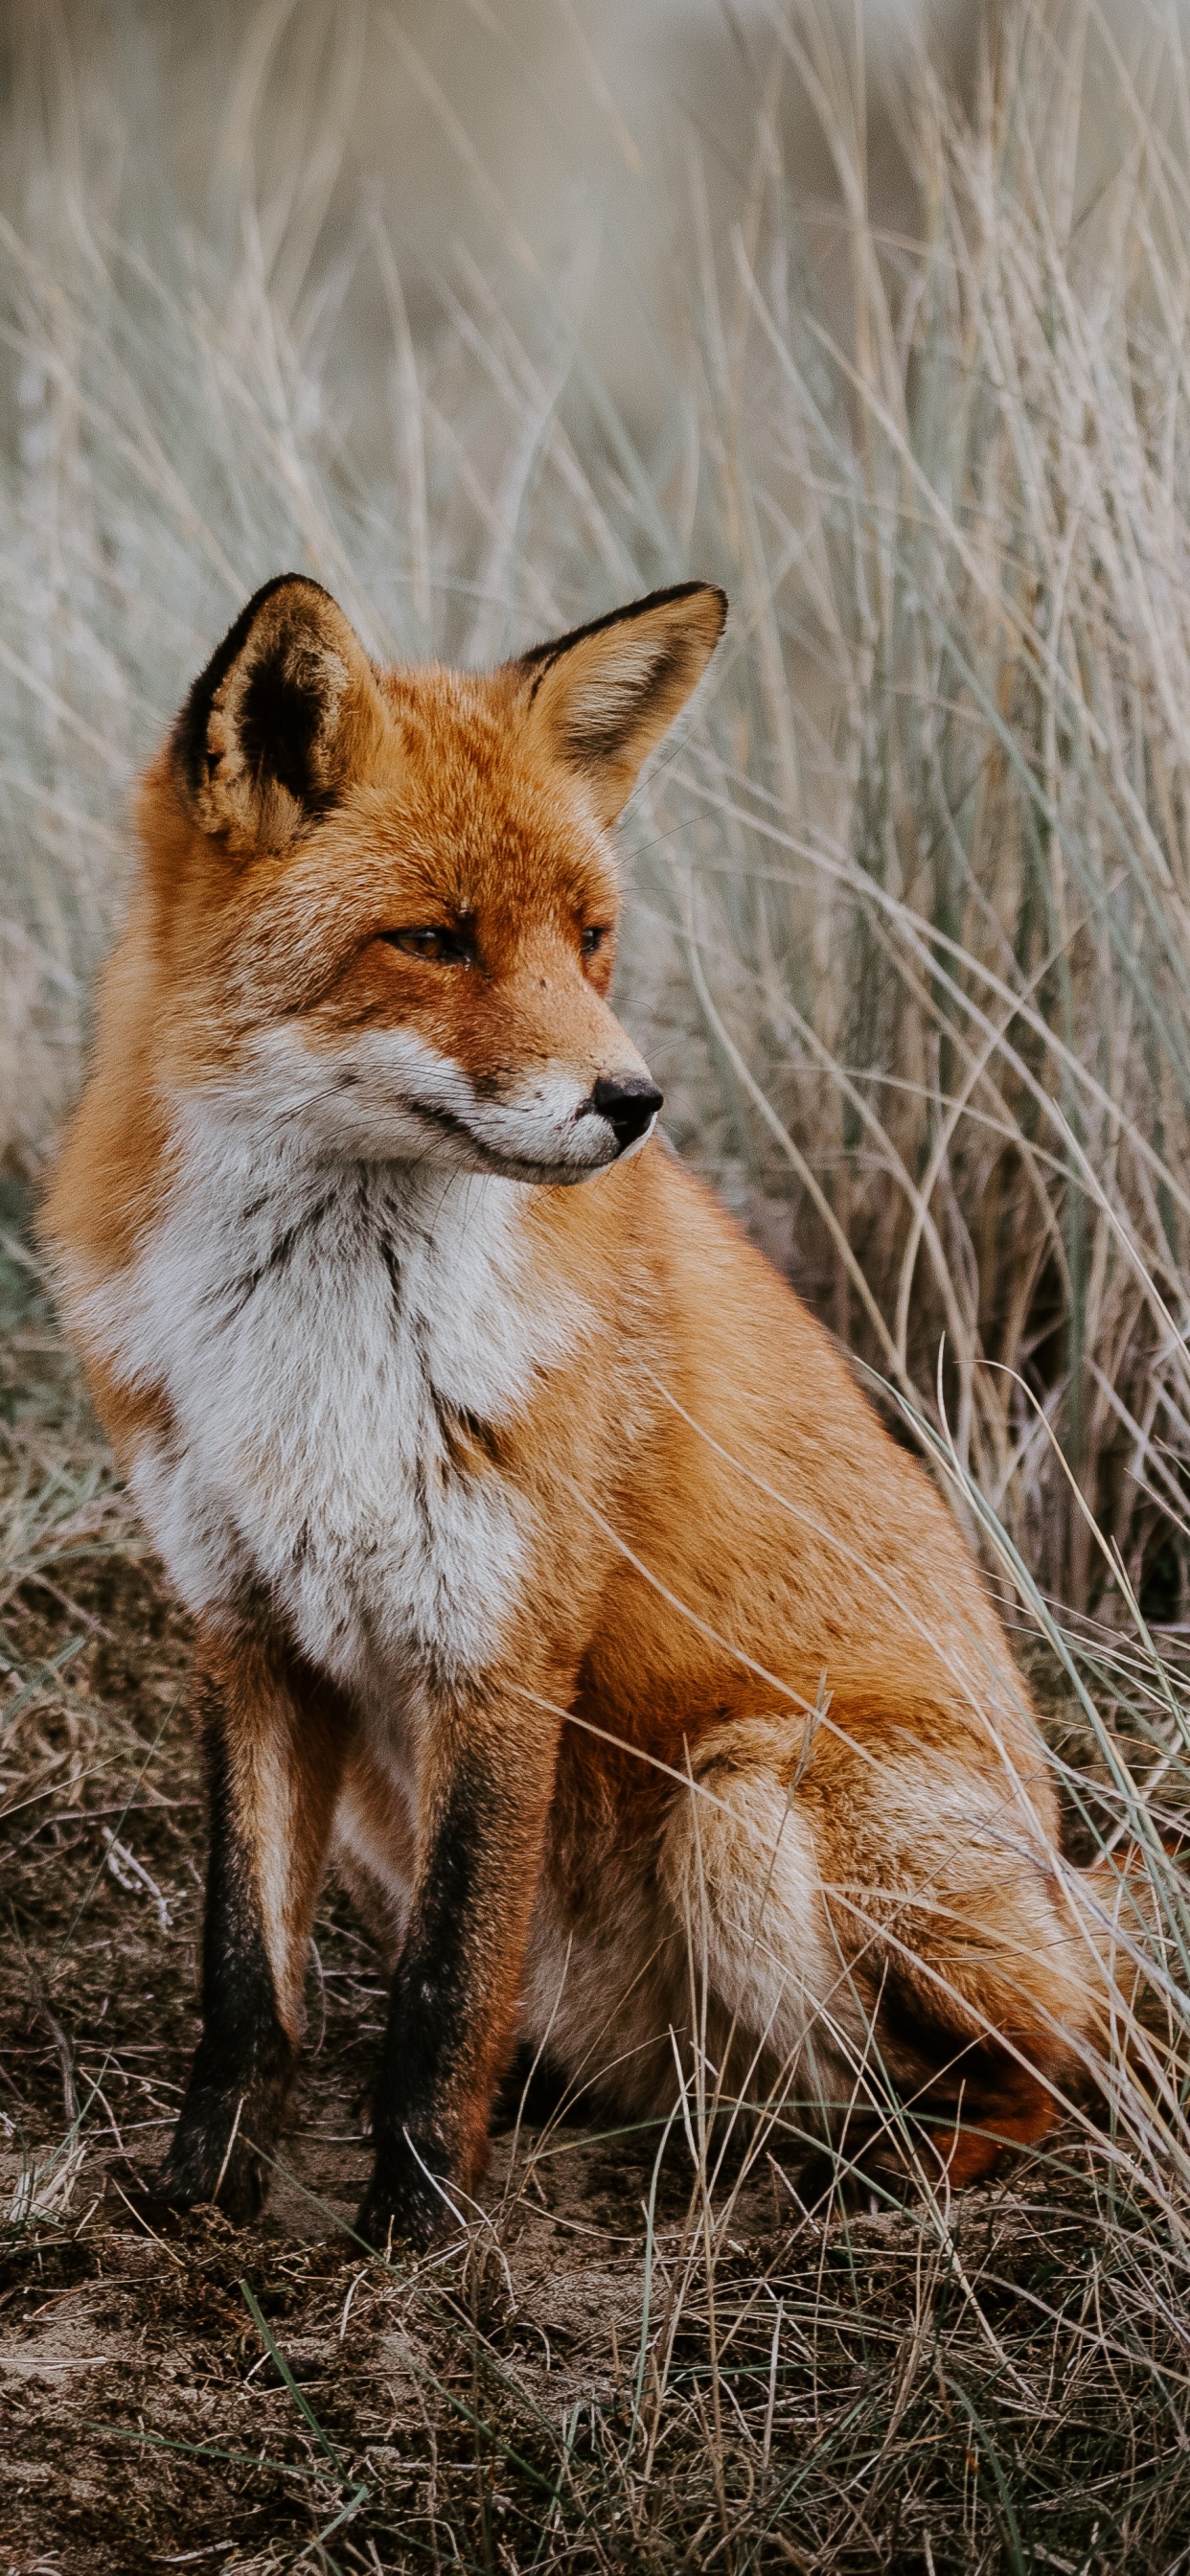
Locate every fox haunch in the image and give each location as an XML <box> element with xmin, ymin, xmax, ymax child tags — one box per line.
<box><xmin>48</xmin><ymin>572</ymin><xmax>1093</xmax><ymax>2249</ymax></box>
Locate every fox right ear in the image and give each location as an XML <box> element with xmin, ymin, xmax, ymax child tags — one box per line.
<box><xmin>172</xmin><ymin>575</ymin><xmax>387</xmax><ymax>854</ymax></box>
<box><xmin>513</xmin><ymin>581</ymin><xmax>726</xmax><ymax>824</ymax></box>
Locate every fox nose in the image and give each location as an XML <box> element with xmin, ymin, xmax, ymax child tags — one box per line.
<box><xmin>589</xmin><ymin>1074</ymin><xmax>664</xmax><ymax>1153</ymax></box>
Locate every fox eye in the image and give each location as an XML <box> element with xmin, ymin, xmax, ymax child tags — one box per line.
<box><xmin>581</xmin><ymin>925</ymin><xmax>610</xmax><ymax>959</ymax></box>
<box><xmin>379</xmin><ymin>926</ymin><xmax>470</xmax><ymax>965</ymax></box>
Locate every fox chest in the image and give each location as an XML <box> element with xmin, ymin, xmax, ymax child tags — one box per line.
<box><xmin>114</xmin><ymin>1180</ymin><xmax>560</xmax><ymax>1697</ymax></box>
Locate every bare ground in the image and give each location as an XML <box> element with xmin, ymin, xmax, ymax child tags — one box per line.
<box><xmin>4</xmin><ymin>1233</ymin><xmax>1190</xmax><ymax>2576</ymax></box>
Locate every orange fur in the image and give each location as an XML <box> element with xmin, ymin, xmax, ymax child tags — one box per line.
<box><xmin>46</xmin><ymin>574</ymin><xmax>1094</xmax><ymax>2242</ymax></box>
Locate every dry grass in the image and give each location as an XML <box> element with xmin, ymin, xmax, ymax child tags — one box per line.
<box><xmin>7</xmin><ymin>1</ymin><xmax>1190</xmax><ymax>2567</ymax></box>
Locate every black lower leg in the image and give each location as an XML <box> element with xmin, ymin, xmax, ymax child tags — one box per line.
<box><xmin>358</xmin><ymin>1755</ymin><xmax>514</xmax><ymax>2252</ymax></box>
<box><xmin>152</xmin><ymin>1700</ymin><xmax>294</xmax><ymax>2222</ymax></box>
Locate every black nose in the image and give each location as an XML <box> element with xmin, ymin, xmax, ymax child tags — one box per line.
<box><xmin>590</xmin><ymin>1074</ymin><xmax>664</xmax><ymax>1153</ymax></box>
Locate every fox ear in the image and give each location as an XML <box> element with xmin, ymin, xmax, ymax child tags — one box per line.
<box><xmin>172</xmin><ymin>574</ymin><xmax>388</xmax><ymax>853</ymax></box>
<box><xmin>513</xmin><ymin>581</ymin><xmax>726</xmax><ymax>823</ymax></box>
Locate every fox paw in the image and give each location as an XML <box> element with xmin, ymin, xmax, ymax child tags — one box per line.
<box><xmin>145</xmin><ymin>2083</ymin><xmax>277</xmax><ymax>2225</ymax></box>
<box><xmin>355</xmin><ymin>2139</ymin><xmax>469</xmax><ymax>2256</ymax></box>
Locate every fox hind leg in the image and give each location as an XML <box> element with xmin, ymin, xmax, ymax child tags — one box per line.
<box><xmin>656</xmin><ymin>1716</ymin><xmax>1087</xmax><ymax>2189</ymax></box>
<box><xmin>655</xmin><ymin>1724</ymin><xmax>865</xmax><ymax>2148</ymax></box>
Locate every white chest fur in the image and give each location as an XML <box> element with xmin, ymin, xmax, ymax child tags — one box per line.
<box><xmin>78</xmin><ymin>1116</ymin><xmax>582</xmax><ymax>1700</ymax></box>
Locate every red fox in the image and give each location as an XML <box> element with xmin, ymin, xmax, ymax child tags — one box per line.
<box><xmin>47</xmin><ymin>573</ymin><xmax>1095</xmax><ymax>2248</ymax></box>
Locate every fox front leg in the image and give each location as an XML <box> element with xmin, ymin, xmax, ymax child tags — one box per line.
<box><xmin>358</xmin><ymin>1699</ymin><xmax>559</xmax><ymax>2253</ymax></box>
<box><xmin>150</xmin><ymin>1639</ymin><xmax>350</xmax><ymax>2223</ymax></box>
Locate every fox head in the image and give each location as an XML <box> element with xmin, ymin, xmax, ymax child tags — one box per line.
<box><xmin>150</xmin><ymin>572</ymin><xmax>725</xmax><ymax>1184</ymax></box>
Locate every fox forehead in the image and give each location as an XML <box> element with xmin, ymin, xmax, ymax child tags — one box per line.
<box><xmin>246</xmin><ymin>778</ymin><xmax>612</xmax><ymax>981</ymax></box>
<box><xmin>362</xmin><ymin>662</ymin><xmax>619</xmax><ymax>924</ymax></box>
<box><xmin>155</xmin><ymin>663</ymin><xmax>619</xmax><ymax>1008</ymax></box>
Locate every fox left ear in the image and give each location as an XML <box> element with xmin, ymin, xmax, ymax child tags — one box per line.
<box><xmin>512</xmin><ymin>581</ymin><xmax>726</xmax><ymax>823</ymax></box>
<box><xmin>172</xmin><ymin>574</ymin><xmax>388</xmax><ymax>856</ymax></box>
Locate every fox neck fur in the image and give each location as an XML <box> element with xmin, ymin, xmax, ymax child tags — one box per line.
<box><xmin>71</xmin><ymin>1096</ymin><xmax>597</xmax><ymax>1706</ymax></box>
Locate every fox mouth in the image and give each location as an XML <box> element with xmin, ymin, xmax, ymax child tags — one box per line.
<box><xmin>278</xmin><ymin>1028</ymin><xmax>662</xmax><ymax>1181</ymax></box>
<box><xmin>398</xmin><ymin>1091</ymin><xmax>657</xmax><ymax>1183</ymax></box>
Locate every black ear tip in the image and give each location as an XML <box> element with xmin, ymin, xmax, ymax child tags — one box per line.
<box><xmin>515</xmin><ymin>577</ymin><xmax>729</xmax><ymax>684</ymax></box>
<box><xmin>652</xmin><ymin>578</ymin><xmax>726</xmax><ymax>651</ymax></box>
<box><xmin>633</xmin><ymin>576</ymin><xmax>728</xmax><ymax>633</ymax></box>
<box><xmin>638</xmin><ymin>576</ymin><xmax>727</xmax><ymax>646</ymax></box>
<box><xmin>701</xmin><ymin>583</ymin><xmax>728</xmax><ymax>637</ymax></box>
